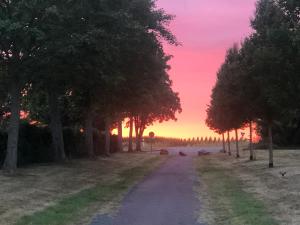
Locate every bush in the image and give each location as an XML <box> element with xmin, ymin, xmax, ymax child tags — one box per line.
<box><xmin>17</xmin><ymin>123</ymin><xmax>53</xmax><ymax>165</ymax></box>
<box><xmin>0</xmin><ymin>123</ymin><xmax>53</xmax><ymax>167</ymax></box>
<box><xmin>0</xmin><ymin>122</ymin><xmax>120</xmax><ymax>167</ymax></box>
<box><xmin>93</xmin><ymin>133</ymin><xmax>118</xmax><ymax>155</ymax></box>
<box><xmin>63</xmin><ymin>127</ymin><xmax>84</xmax><ymax>158</ymax></box>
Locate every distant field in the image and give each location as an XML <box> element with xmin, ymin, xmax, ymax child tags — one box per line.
<box><xmin>126</xmin><ymin>142</ymin><xmax>225</xmax><ymax>153</ymax></box>
<box><xmin>0</xmin><ymin>153</ymin><xmax>165</xmax><ymax>225</ymax></box>
<box><xmin>196</xmin><ymin>149</ymin><xmax>300</xmax><ymax>225</ymax></box>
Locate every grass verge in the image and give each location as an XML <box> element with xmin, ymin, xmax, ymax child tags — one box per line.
<box><xmin>196</xmin><ymin>157</ymin><xmax>279</xmax><ymax>225</ymax></box>
<box><xmin>15</xmin><ymin>156</ymin><xmax>163</xmax><ymax>225</ymax></box>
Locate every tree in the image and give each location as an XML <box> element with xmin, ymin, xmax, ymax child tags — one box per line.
<box><xmin>221</xmin><ymin>134</ymin><xmax>226</xmax><ymax>152</ymax></box>
<box><xmin>249</xmin><ymin>0</ymin><xmax>300</xmax><ymax>150</ymax></box>
<box><xmin>206</xmin><ymin>45</ymin><xmax>246</xmax><ymax>156</ymax></box>
<box><xmin>127</xmin><ymin>117</ymin><xmax>134</xmax><ymax>152</ymax></box>
<box><xmin>227</xmin><ymin>131</ymin><xmax>231</xmax><ymax>156</ymax></box>
<box><xmin>235</xmin><ymin>129</ymin><xmax>240</xmax><ymax>158</ymax></box>
<box><xmin>0</xmin><ymin>0</ymin><xmax>180</xmax><ymax>169</ymax></box>
<box><xmin>207</xmin><ymin>0</ymin><xmax>299</xmax><ymax>167</ymax></box>
<box><xmin>75</xmin><ymin>0</ymin><xmax>179</xmax><ymax>154</ymax></box>
<box><xmin>31</xmin><ymin>2</ymin><xmax>81</xmax><ymax>162</ymax></box>
<box><xmin>244</xmin><ymin>0</ymin><xmax>296</xmax><ymax>167</ymax></box>
<box><xmin>120</xmin><ymin>38</ymin><xmax>180</xmax><ymax>151</ymax></box>
<box><xmin>133</xmin><ymin>75</ymin><xmax>181</xmax><ymax>151</ymax></box>
<box><xmin>0</xmin><ymin>0</ymin><xmax>45</xmax><ymax>172</ymax></box>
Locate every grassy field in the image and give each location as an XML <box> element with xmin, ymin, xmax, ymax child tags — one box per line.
<box><xmin>0</xmin><ymin>153</ymin><xmax>166</xmax><ymax>225</ymax></box>
<box><xmin>196</xmin><ymin>149</ymin><xmax>300</xmax><ymax>225</ymax></box>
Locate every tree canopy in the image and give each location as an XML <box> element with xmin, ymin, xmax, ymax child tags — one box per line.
<box><xmin>206</xmin><ymin>0</ymin><xmax>300</xmax><ymax>167</ymax></box>
<box><xmin>0</xmin><ymin>0</ymin><xmax>181</xmax><ymax>172</ymax></box>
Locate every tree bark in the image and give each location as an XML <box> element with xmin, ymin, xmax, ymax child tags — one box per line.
<box><xmin>222</xmin><ymin>133</ymin><xmax>226</xmax><ymax>153</ymax></box>
<box><xmin>117</xmin><ymin>120</ymin><xmax>123</xmax><ymax>152</ymax></box>
<box><xmin>268</xmin><ymin>122</ymin><xmax>274</xmax><ymax>168</ymax></box>
<box><xmin>104</xmin><ymin>116</ymin><xmax>111</xmax><ymax>156</ymax></box>
<box><xmin>139</xmin><ymin>127</ymin><xmax>145</xmax><ymax>151</ymax></box>
<box><xmin>48</xmin><ymin>90</ymin><xmax>66</xmax><ymax>162</ymax></box>
<box><xmin>235</xmin><ymin>129</ymin><xmax>240</xmax><ymax>158</ymax></box>
<box><xmin>135</xmin><ymin>133</ymin><xmax>141</xmax><ymax>151</ymax></box>
<box><xmin>3</xmin><ymin>81</ymin><xmax>21</xmax><ymax>173</ymax></box>
<box><xmin>84</xmin><ymin>111</ymin><xmax>94</xmax><ymax>158</ymax></box>
<box><xmin>128</xmin><ymin>117</ymin><xmax>133</xmax><ymax>152</ymax></box>
<box><xmin>249</xmin><ymin>120</ymin><xmax>254</xmax><ymax>160</ymax></box>
<box><xmin>227</xmin><ymin>131</ymin><xmax>231</xmax><ymax>156</ymax></box>
<box><xmin>135</xmin><ymin>117</ymin><xmax>145</xmax><ymax>152</ymax></box>
<box><xmin>134</xmin><ymin>117</ymin><xmax>141</xmax><ymax>151</ymax></box>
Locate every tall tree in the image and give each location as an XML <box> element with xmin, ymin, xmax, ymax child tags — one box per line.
<box><xmin>246</xmin><ymin>0</ymin><xmax>296</xmax><ymax>167</ymax></box>
<box><xmin>206</xmin><ymin>45</ymin><xmax>247</xmax><ymax>157</ymax></box>
<box><xmin>0</xmin><ymin>0</ymin><xmax>45</xmax><ymax>171</ymax></box>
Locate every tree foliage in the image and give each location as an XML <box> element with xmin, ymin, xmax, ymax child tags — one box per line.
<box><xmin>0</xmin><ymin>0</ymin><xmax>181</xmax><ymax>171</ymax></box>
<box><xmin>206</xmin><ymin>0</ymin><xmax>300</xmax><ymax>167</ymax></box>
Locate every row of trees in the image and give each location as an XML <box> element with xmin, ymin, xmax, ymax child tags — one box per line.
<box><xmin>127</xmin><ymin>135</ymin><xmax>247</xmax><ymax>148</ymax></box>
<box><xmin>206</xmin><ymin>0</ymin><xmax>300</xmax><ymax>167</ymax></box>
<box><xmin>180</xmin><ymin>136</ymin><xmax>246</xmax><ymax>146</ymax></box>
<box><xmin>0</xmin><ymin>0</ymin><xmax>181</xmax><ymax>172</ymax></box>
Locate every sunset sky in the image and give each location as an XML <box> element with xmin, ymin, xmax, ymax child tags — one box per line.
<box><xmin>122</xmin><ymin>0</ymin><xmax>257</xmax><ymax>138</ymax></box>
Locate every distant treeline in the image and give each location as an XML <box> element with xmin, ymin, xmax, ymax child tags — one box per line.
<box><xmin>124</xmin><ymin>136</ymin><xmax>247</xmax><ymax>147</ymax></box>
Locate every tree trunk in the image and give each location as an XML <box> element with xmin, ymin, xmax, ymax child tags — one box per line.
<box><xmin>128</xmin><ymin>117</ymin><xmax>133</xmax><ymax>152</ymax></box>
<box><xmin>227</xmin><ymin>131</ymin><xmax>231</xmax><ymax>156</ymax></box>
<box><xmin>84</xmin><ymin>111</ymin><xmax>94</xmax><ymax>158</ymax></box>
<box><xmin>48</xmin><ymin>90</ymin><xmax>66</xmax><ymax>162</ymax></box>
<box><xmin>222</xmin><ymin>133</ymin><xmax>226</xmax><ymax>153</ymax></box>
<box><xmin>135</xmin><ymin>134</ymin><xmax>141</xmax><ymax>151</ymax></box>
<box><xmin>135</xmin><ymin>117</ymin><xmax>145</xmax><ymax>152</ymax></box>
<box><xmin>104</xmin><ymin>117</ymin><xmax>111</xmax><ymax>156</ymax></box>
<box><xmin>134</xmin><ymin>117</ymin><xmax>141</xmax><ymax>152</ymax></box>
<box><xmin>268</xmin><ymin>122</ymin><xmax>274</xmax><ymax>168</ymax></box>
<box><xmin>135</xmin><ymin>129</ymin><xmax>143</xmax><ymax>152</ymax></box>
<box><xmin>117</xmin><ymin>120</ymin><xmax>123</xmax><ymax>152</ymax></box>
<box><xmin>3</xmin><ymin>81</ymin><xmax>21</xmax><ymax>173</ymax></box>
<box><xmin>235</xmin><ymin>129</ymin><xmax>240</xmax><ymax>158</ymax></box>
<box><xmin>249</xmin><ymin>121</ymin><xmax>254</xmax><ymax>160</ymax></box>
<box><xmin>139</xmin><ymin>127</ymin><xmax>145</xmax><ymax>151</ymax></box>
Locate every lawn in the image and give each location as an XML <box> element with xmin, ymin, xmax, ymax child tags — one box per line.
<box><xmin>0</xmin><ymin>153</ymin><xmax>166</xmax><ymax>225</ymax></box>
<box><xmin>196</xmin><ymin>149</ymin><xmax>300</xmax><ymax>225</ymax></box>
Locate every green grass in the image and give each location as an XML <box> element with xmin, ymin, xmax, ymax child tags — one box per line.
<box><xmin>15</xmin><ymin>156</ymin><xmax>162</xmax><ymax>225</ymax></box>
<box><xmin>197</xmin><ymin>158</ymin><xmax>279</xmax><ymax>225</ymax></box>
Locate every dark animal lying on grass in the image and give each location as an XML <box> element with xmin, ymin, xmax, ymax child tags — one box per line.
<box><xmin>279</xmin><ymin>171</ymin><xmax>287</xmax><ymax>177</ymax></box>
<box><xmin>198</xmin><ymin>150</ymin><xmax>211</xmax><ymax>156</ymax></box>
<box><xmin>160</xmin><ymin>149</ymin><xmax>169</xmax><ymax>155</ymax></box>
<box><xmin>179</xmin><ymin>151</ymin><xmax>186</xmax><ymax>156</ymax></box>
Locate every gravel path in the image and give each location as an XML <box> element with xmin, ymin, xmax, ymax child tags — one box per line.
<box><xmin>90</xmin><ymin>153</ymin><xmax>205</xmax><ymax>225</ymax></box>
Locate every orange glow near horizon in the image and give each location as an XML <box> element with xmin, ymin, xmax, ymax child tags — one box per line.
<box><xmin>134</xmin><ymin>0</ymin><xmax>257</xmax><ymax>138</ymax></box>
<box><xmin>113</xmin><ymin>121</ymin><xmax>218</xmax><ymax>139</ymax></box>
<box><xmin>112</xmin><ymin>122</ymin><xmax>260</xmax><ymax>142</ymax></box>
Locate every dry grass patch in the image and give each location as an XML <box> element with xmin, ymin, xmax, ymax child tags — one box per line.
<box><xmin>0</xmin><ymin>153</ymin><xmax>166</xmax><ymax>225</ymax></box>
<box><xmin>196</xmin><ymin>149</ymin><xmax>300</xmax><ymax>225</ymax></box>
